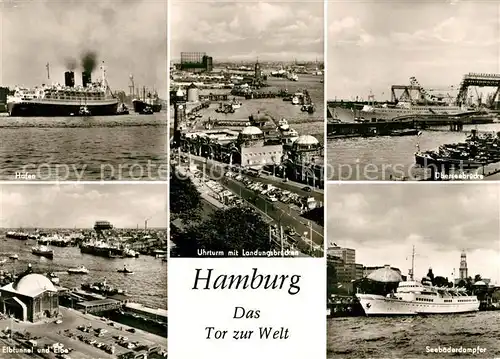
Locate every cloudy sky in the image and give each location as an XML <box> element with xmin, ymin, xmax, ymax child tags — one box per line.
<box><xmin>0</xmin><ymin>184</ymin><xmax>167</xmax><ymax>228</ymax></box>
<box><xmin>328</xmin><ymin>183</ymin><xmax>500</xmax><ymax>284</ymax></box>
<box><xmin>170</xmin><ymin>0</ymin><xmax>324</xmax><ymax>62</ymax></box>
<box><xmin>327</xmin><ymin>0</ymin><xmax>500</xmax><ymax>100</ymax></box>
<box><xmin>0</xmin><ymin>0</ymin><xmax>167</xmax><ymax>97</ymax></box>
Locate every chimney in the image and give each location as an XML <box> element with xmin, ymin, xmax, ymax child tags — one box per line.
<box><xmin>64</xmin><ymin>71</ymin><xmax>75</xmax><ymax>87</ymax></box>
<box><xmin>82</xmin><ymin>71</ymin><xmax>92</xmax><ymax>87</ymax></box>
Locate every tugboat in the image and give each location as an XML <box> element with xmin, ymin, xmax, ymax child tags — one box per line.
<box><xmin>81</xmin><ymin>279</ymin><xmax>125</xmax><ymax>296</ymax></box>
<box><xmin>140</xmin><ymin>106</ymin><xmax>154</xmax><ymax>115</ymax></box>
<box><xmin>78</xmin><ymin>105</ymin><xmax>91</xmax><ymax>116</ymax></box>
<box><xmin>117</xmin><ymin>266</ymin><xmax>134</xmax><ymax>274</ymax></box>
<box><xmin>32</xmin><ymin>245</ymin><xmax>54</xmax><ymax>259</ymax></box>
<box><xmin>116</xmin><ymin>103</ymin><xmax>129</xmax><ymax>115</ymax></box>
<box><xmin>67</xmin><ymin>265</ymin><xmax>90</xmax><ymax>274</ymax></box>
<box><xmin>124</xmin><ymin>248</ymin><xmax>139</xmax><ymax>258</ymax></box>
<box><xmin>48</xmin><ymin>272</ymin><xmax>60</xmax><ymax>285</ymax></box>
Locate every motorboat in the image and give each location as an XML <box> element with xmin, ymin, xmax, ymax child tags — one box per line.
<box><xmin>32</xmin><ymin>245</ymin><xmax>54</xmax><ymax>259</ymax></box>
<box><xmin>48</xmin><ymin>272</ymin><xmax>60</xmax><ymax>285</ymax></box>
<box><xmin>117</xmin><ymin>266</ymin><xmax>134</xmax><ymax>274</ymax></box>
<box><xmin>9</xmin><ymin>254</ymin><xmax>19</xmax><ymax>260</ymax></box>
<box><xmin>67</xmin><ymin>266</ymin><xmax>90</xmax><ymax>274</ymax></box>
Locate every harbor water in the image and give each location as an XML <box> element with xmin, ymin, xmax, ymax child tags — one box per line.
<box><xmin>328</xmin><ymin>312</ymin><xmax>500</xmax><ymax>358</ymax></box>
<box><xmin>0</xmin><ymin>235</ymin><xmax>167</xmax><ymax>310</ymax></box>
<box><xmin>327</xmin><ymin>123</ymin><xmax>500</xmax><ymax>180</ymax></box>
<box><xmin>171</xmin><ymin>75</ymin><xmax>324</xmax><ymax>140</ymax></box>
<box><xmin>0</xmin><ymin>113</ymin><xmax>167</xmax><ymax>180</ymax></box>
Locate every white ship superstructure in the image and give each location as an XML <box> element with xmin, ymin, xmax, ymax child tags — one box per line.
<box><xmin>357</xmin><ymin>279</ymin><xmax>479</xmax><ymax>315</ymax></box>
<box><xmin>359</xmin><ymin>102</ymin><xmax>475</xmax><ymax>121</ymax></box>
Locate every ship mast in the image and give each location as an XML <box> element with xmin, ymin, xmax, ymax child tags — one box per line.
<box><xmin>46</xmin><ymin>63</ymin><xmax>50</xmax><ymax>80</ymax></box>
<box><xmin>410</xmin><ymin>245</ymin><xmax>415</xmax><ymax>280</ymax></box>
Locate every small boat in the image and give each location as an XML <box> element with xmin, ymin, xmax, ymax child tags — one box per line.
<box><xmin>230</xmin><ymin>100</ymin><xmax>242</xmax><ymax>110</ymax></box>
<box><xmin>278</xmin><ymin>118</ymin><xmax>290</xmax><ymax>131</ymax></box>
<box><xmin>291</xmin><ymin>96</ymin><xmax>300</xmax><ymax>105</ymax></box>
<box><xmin>390</xmin><ymin>129</ymin><xmax>419</xmax><ymax>137</ymax></box>
<box><xmin>67</xmin><ymin>266</ymin><xmax>89</xmax><ymax>274</ymax></box>
<box><xmin>140</xmin><ymin>106</ymin><xmax>154</xmax><ymax>115</ymax></box>
<box><xmin>117</xmin><ymin>266</ymin><xmax>134</xmax><ymax>274</ymax></box>
<box><xmin>0</xmin><ymin>258</ymin><xmax>7</xmax><ymax>265</ymax></box>
<box><xmin>116</xmin><ymin>103</ymin><xmax>130</xmax><ymax>115</ymax></box>
<box><xmin>48</xmin><ymin>272</ymin><xmax>60</xmax><ymax>284</ymax></box>
<box><xmin>32</xmin><ymin>245</ymin><xmax>54</xmax><ymax>259</ymax></box>
<box><xmin>9</xmin><ymin>254</ymin><xmax>19</xmax><ymax>260</ymax></box>
<box><xmin>78</xmin><ymin>106</ymin><xmax>91</xmax><ymax>116</ymax></box>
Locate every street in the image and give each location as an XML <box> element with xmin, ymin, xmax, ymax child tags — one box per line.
<box><xmin>182</xmin><ymin>153</ymin><xmax>324</xmax><ymax>202</ymax></box>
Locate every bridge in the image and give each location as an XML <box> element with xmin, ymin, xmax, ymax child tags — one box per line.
<box><xmin>456</xmin><ymin>73</ymin><xmax>500</xmax><ymax>107</ymax></box>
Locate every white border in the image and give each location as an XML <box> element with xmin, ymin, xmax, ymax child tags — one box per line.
<box><xmin>323</xmin><ymin>0</ymin><xmax>328</xmax><ymax>256</ymax></box>
<box><xmin>0</xmin><ymin>181</ymin><xmax>168</xmax><ymax>185</ymax></box>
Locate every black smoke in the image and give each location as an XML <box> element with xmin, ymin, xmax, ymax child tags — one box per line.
<box><xmin>81</xmin><ymin>51</ymin><xmax>98</xmax><ymax>73</ymax></box>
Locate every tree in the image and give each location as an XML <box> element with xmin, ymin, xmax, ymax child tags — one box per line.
<box><xmin>169</xmin><ymin>166</ymin><xmax>202</xmax><ymax>222</ymax></box>
<box><xmin>433</xmin><ymin>276</ymin><xmax>450</xmax><ymax>287</ymax></box>
<box><xmin>426</xmin><ymin>268</ymin><xmax>435</xmax><ymax>283</ymax></box>
<box><xmin>172</xmin><ymin>206</ymin><xmax>271</xmax><ymax>257</ymax></box>
<box><xmin>474</xmin><ymin>274</ymin><xmax>482</xmax><ymax>283</ymax></box>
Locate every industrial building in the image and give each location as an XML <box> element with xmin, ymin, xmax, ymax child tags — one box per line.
<box><xmin>180</xmin><ymin>52</ymin><xmax>213</xmax><ymax>73</ymax></box>
<box><xmin>0</xmin><ymin>272</ymin><xmax>59</xmax><ymax>322</ymax></box>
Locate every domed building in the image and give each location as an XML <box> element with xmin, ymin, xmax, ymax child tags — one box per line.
<box><xmin>0</xmin><ymin>271</ymin><xmax>59</xmax><ymax>322</ymax></box>
<box><xmin>235</xmin><ymin>125</ymin><xmax>283</xmax><ymax>168</ymax></box>
<box><xmin>285</xmin><ymin>135</ymin><xmax>324</xmax><ymax>188</ymax></box>
<box><xmin>238</xmin><ymin>126</ymin><xmax>265</xmax><ymax>147</ymax></box>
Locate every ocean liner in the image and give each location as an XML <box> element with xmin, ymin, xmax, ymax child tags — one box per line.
<box><xmin>7</xmin><ymin>64</ymin><xmax>119</xmax><ymax>117</ymax></box>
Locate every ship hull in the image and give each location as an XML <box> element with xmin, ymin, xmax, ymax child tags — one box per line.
<box><xmin>132</xmin><ymin>99</ymin><xmax>162</xmax><ymax>113</ymax></box>
<box><xmin>357</xmin><ymin>294</ymin><xmax>479</xmax><ymax>316</ymax></box>
<box><xmin>32</xmin><ymin>251</ymin><xmax>54</xmax><ymax>259</ymax></box>
<box><xmin>6</xmin><ymin>234</ymin><xmax>29</xmax><ymax>240</ymax></box>
<box><xmin>80</xmin><ymin>245</ymin><xmax>125</xmax><ymax>258</ymax></box>
<box><xmin>7</xmin><ymin>100</ymin><xmax>119</xmax><ymax>117</ymax></box>
<box><xmin>415</xmin><ymin>153</ymin><xmax>484</xmax><ymax>169</ymax></box>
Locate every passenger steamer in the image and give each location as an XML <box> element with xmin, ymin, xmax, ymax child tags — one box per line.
<box><xmin>356</xmin><ymin>248</ymin><xmax>479</xmax><ymax>316</ymax></box>
<box><xmin>7</xmin><ymin>64</ymin><xmax>119</xmax><ymax>117</ymax></box>
<box><xmin>359</xmin><ymin>102</ymin><xmax>476</xmax><ymax>122</ymax></box>
<box><xmin>356</xmin><ymin>280</ymin><xmax>479</xmax><ymax>315</ymax></box>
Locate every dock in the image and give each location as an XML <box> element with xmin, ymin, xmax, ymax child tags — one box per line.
<box><xmin>124</xmin><ymin>303</ymin><xmax>168</xmax><ymax>322</ymax></box>
<box><xmin>76</xmin><ymin>298</ymin><xmax>123</xmax><ymax>314</ymax></box>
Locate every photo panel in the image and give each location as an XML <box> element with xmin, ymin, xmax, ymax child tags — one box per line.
<box><xmin>168</xmin><ymin>1</ymin><xmax>326</xmax><ymax>358</ymax></box>
<box><xmin>326</xmin><ymin>182</ymin><xmax>500</xmax><ymax>358</ymax></box>
<box><xmin>169</xmin><ymin>0</ymin><xmax>325</xmax><ymax>258</ymax></box>
<box><xmin>0</xmin><ymin>0</ymin><xmax>168</xmax><ymax>181</ymax></box>
<box><xmin>0</xmin><ymin>183</ymin><xmax>168</xmax><ymax>357</ymax></box>
<box><xmin>327</xmin><ymin>0</ymin><xmax>500</xmax><ymax>181</ymax></box>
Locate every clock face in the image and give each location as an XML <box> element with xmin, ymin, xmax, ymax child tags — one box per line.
<box><xmin>178</xmin><ymin>105</ymin><xmax>184</xmax><ymax>110</ymax></box>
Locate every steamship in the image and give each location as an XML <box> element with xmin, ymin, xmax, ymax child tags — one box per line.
<box><xmin>7</xmin><ymin>66</ymin><xmax>119</xmax><ymax>117</ymax></box>
<box><xmin>132</xmin><ymin>89</ymin><xmax>162</xmax><ymax>113</ymax></box>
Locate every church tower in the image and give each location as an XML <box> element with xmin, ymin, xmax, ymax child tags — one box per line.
<box><xmin>459</xmin><ymin>250</ymin><xmax>468</xmax><ymax>279</ymax></box>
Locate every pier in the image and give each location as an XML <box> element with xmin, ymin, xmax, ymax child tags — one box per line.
<box><xmin>75</xmin><ymin>298</ymin><xmax>123</xmax><ymax>314</ymax></box>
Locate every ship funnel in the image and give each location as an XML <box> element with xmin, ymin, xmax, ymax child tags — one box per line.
<box><xmin>82</xmin><ymin>71</ymin><xmax>92</xmax><ymax>88</ymax></box>
<box><xmin>64</xmin><ymin>71</ymin><xmax>75</xmax><ymax>87</ymax></box>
